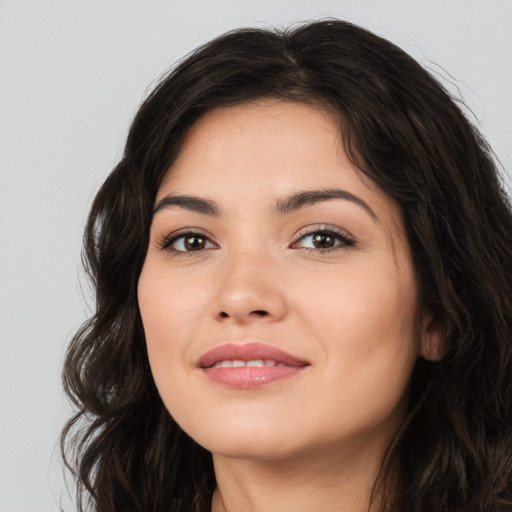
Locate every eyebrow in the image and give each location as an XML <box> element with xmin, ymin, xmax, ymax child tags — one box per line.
<box><xmin>153</xmin><ymin>188</ymin><xmax>377</xmax><ymax>222</ymax></box>
<box><xmin>275</xmin><ymin>188</ymin><xmax>378</xmax><ymax>222</ymax></box>
<box><xmin>153</xmin><ymin>195</ymin><xmax>220</xmax><ymax>216</ymax></box>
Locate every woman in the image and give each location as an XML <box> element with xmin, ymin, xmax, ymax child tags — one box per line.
<box><xmin>61</xmin><ymin>20</ymin><xmax>512</xmax><ymax>512</ymax></box>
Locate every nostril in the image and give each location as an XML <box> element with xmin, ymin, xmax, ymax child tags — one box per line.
<box><xmin>217</xmin><ymin>309</ymin><xmax>270</xmax><ymax>320</ymax></box>
<box><xmin>252</xmin><ymin>310</ymin><xmax>268</xmax><ymax>316</ymax></box>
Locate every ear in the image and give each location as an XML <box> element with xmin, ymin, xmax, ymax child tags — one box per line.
<box><xmin>419</xmin><ymin>310</ymin><xmax>444</xmax><ymax>361</ymax></box>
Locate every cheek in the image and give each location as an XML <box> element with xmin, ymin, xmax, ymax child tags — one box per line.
<box><xmin>296</xmin><ymin>255</ymin><xmax>419</xmax><ymax>344</ymax></box>
<box><xmin>138</xmin><ymin>266</ymin><xmax>191</xmax><ymax>376</ymax></box>
<box><xmin>138</xmin><ymin>262</ymin><xmax>209</xmax><ymax>342</ymax></box>
<box><xmin>138</xmin><ymin>261</ymin><xmax>221</xmax><ymax>417</ymax></box>
<box><xmin>295</xmin><ymin>257</ymin><xmax>421</xmax><ymax>412</ymax></box>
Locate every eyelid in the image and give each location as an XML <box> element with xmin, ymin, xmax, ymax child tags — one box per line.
<box><xmin>158</xmin><ymin>228</ymin><xmax>218</xmax><ymax>253</ymax></box>
<box><xmin>291</xmin><ymin>225</ymin><xmax>355</xmax><ymax>250</ymax></box>
<box><xmin>156</xmin><ymin>224</ymin><xmax>354</xmax><ymax>254</ymax></box>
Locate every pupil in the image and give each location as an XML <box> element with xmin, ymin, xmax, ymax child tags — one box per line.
<box><xmin>313</xmin><ymin>233</ymin><xmax>334</xmax><ymax>249</ymax></box>
<box><xmin>185</xmin><ymin>236</ymin><xmax>204</xmax><ymax>251</ymax></box>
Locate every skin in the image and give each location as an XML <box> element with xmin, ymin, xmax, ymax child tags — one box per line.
<box><xmin>138</xmin><ymin>100</ymin><xmax>439</xmax><ymax>512</ymax></box>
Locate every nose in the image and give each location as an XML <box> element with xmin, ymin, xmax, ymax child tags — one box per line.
<box><xmin>212</xmin><ymin>247</ymin><xmax>287</xmax><ymax>325</ymax></box>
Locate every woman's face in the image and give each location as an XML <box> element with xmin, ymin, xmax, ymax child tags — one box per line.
<box><xmin>138</xmin><ymin>100</ymin><xmax>435</xmax><ymax>462</ymax></box>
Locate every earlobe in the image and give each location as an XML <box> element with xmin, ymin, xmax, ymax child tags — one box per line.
<box><xmin>419</xmin><ymin>311</ymin><xmax>444</xmax><ymax>361</ymax></box>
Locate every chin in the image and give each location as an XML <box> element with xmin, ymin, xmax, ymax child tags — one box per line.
<box><xmin>183</xmin><ymin>417</ymin><xmax>307</xmax><ymax>461</ymax></box>
<box><xmin>207</xmin><ymin>436</ymin><xmax>304</xmax><ymax>462</ymax></box>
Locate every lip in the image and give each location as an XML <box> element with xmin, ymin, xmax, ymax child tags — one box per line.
<box><xmin>197</xmin><ymin>342</ymin><xmax>310</xmax><ymax>389</ymax></box>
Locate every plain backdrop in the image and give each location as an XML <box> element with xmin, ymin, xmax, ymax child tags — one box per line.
<box><xmin>0</xmin><ymin>1</ymin><xmax>511</xmax><ymax>510</ymax></box>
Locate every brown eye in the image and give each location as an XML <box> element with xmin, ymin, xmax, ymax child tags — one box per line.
<box><xmin>293</xmin><ymin>229</ymin><xmax>355</xmax><ymax>251</ymax></box>
<box><xmin>164</xmin><ymin>232</ymin><xmax>216</xmax><ymax>252</ymax></box>
<box><xmin>311</xmin><ymin>233</ymin><xmax>336</xmax><ymax>249</ymax></box>
<box><xmin>184</xmin><ymin>235</ymin><xmax>206</xmax><ymax>251</ymax></box>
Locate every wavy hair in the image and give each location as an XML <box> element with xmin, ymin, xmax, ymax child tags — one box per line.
<box><xmin>62</xmin><ymin>20</ymin><xmax>512</xmax><ymax>511</ymax></box>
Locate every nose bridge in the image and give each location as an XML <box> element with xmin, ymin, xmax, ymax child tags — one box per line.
<box><xmin>213</xmin><ymin>240</ymin><xmax>286</xmax><ymax>323</ymax></box>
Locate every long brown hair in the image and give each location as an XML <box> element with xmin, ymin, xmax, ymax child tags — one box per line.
<box><xmin>62</xmin><ymin>20</ymin><xmax>512</xmax><ymax>511</ymax></box>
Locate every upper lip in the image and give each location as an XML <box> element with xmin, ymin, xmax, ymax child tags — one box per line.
<box><xmin>197</xmin><ymin>342</ymin><xmax>310</xmax><ymax>368</ymax></box>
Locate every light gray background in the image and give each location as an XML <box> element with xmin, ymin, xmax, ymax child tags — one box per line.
<box><xmin>0</xmin><ymin>1</ymin><xmax>511</xmax><ymax>510</ymax></box>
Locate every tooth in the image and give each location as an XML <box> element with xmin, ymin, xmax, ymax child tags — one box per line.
<box><xmin>212</xmin><ymin>359</ymin><xmax>279</xmax><ymax>368</ymax></box>
<box><xmin>246</xmin><ymin>360</ymin><xmax>264</xmax><ymax>367</ymax></box>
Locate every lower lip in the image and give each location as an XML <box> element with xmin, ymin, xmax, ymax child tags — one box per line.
<box><xmin>202</xmin><ymin>366</ymin><xmax>307</xmax><ymax>389</ymax></box>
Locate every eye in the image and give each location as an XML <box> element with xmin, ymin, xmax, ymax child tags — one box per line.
<box><xmin>292</xmin><ymin>228</ymin><xmax>355</xmax><ymax>251</ymax></box>
<box><xmin>160</xmin><ymin>231</ymin><xmax>217</xmax><ymax>253</ymax></box>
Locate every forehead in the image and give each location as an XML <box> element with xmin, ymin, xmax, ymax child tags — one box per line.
<box><xmin>157</xmin><ymin>100</ymin><xmax>401</xmax><ymax>228</ymax></box>
<box><xmin>164</xmin><ymin>102</ymin><xmax>340</xmax><ymax>186</ymax></box>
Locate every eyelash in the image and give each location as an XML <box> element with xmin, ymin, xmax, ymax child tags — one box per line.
<box><xmin>291</xmin><ymin>226</ymin><xmax>355</xmax><ymax>253</ymax></box>
<box><xmin>158</xmin><ymin>226</ymin><xmax>355</xmax><ymax>256</ymax></box>
<box><xmin>158</xmin><ymin>230</ymin><xmax>218</xmax><ymax>256</ymax></box>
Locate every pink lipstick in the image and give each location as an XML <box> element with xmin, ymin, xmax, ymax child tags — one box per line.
<box><xmin>197</xmin><ymin>342</ymin><xmax>309</xmax><ymax>389</ymax></box>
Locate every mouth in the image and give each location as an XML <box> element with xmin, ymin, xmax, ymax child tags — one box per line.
<box><xmin>197</xmin><ymin>342</ymin><xmax>310</xmax><ymax>389</ymax></box>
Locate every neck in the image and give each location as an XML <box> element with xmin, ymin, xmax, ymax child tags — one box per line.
<box><xmin>210</xmin><ymin>439</ymin><xmax>393</xmax><ymax>512</ymax></box>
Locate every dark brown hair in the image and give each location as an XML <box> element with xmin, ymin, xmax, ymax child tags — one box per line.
<box><xmin>62</xmin><ymin>20</ymin><xmax>512</xmax><ymax>511</ymax></box>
